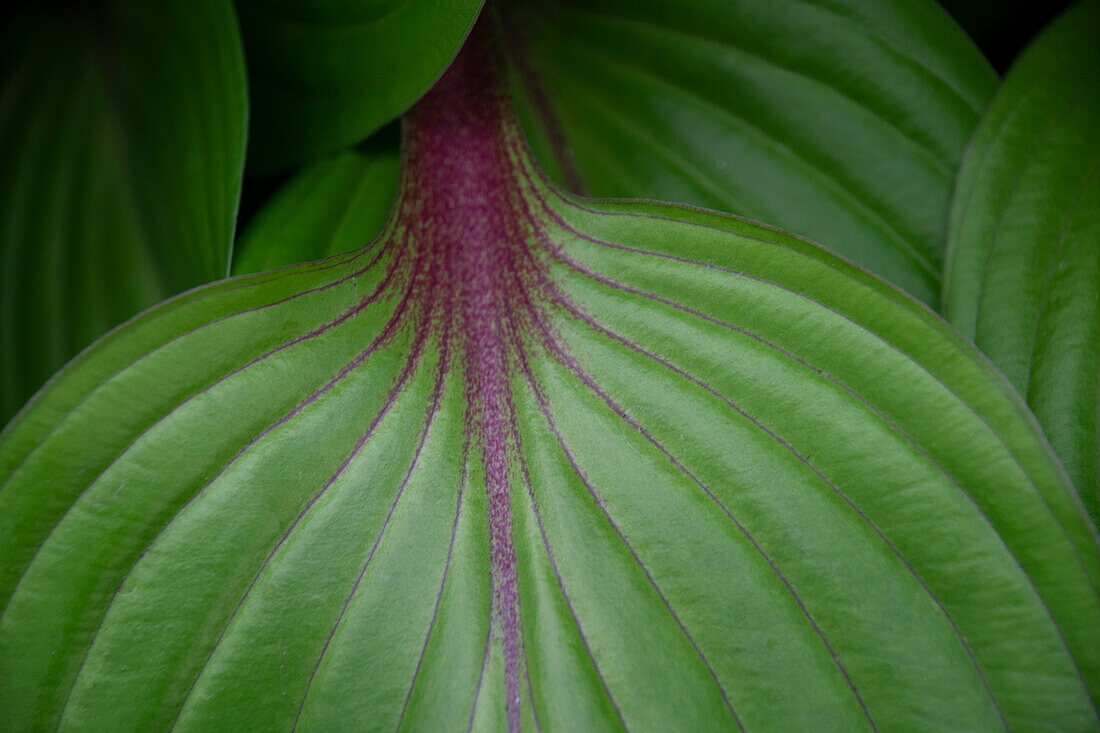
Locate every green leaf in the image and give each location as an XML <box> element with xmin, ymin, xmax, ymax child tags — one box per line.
<box><xmin>505</xmin><ymin>0</ymin><xmax>998</xmax><ymax>306</ymax></box>
<box><xmin>237</xmin><ymin>0</ymin><xmax>485</xmax><ymax>173</ymax></box>
<box><xmin>0</xmin><ymin>1</ymin><xmax>248</xmax><ymax>426</ymax></box>
<box><xmin>2</xmin><ymin>18</ymin><xmax>1098</xmax><ymax>731</ymax></box>
<box><xmin>232</xmin><ymin>127</ymin><xmax>400</xmax><ymax>276</ymax></box>
<box><xmin>943</xmin><ymin>0</ymin><xmax>1100</xmax><ymax>525</ymax></box>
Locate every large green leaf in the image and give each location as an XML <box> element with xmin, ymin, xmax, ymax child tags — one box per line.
<box><xmin>0</xmin><ymin>1</ymin><xmax>248</xmax><ymax>426</ymax></box>
<box><xmin>238</xmin><ymin>0</ymin><xmax>485</xmax><ymax>172</ymax></box>
<box><xmin>504</xmin><ymin>0</ymin><xmax>998</xmax><ymax>306</ymax></box>
<box><xmin>2</xmin><ymin>18</ymin><xmax>1099</xmax><ymax>732</ymax></box>
<box><xmin>944</xmin><ymin>0</ymin><xmax>1100</xmax><ymax>525</ymax></box>
<box><xmin>232</xmin><ymin>128</ymin><xmax>400</xmax><ymax>276</ymax></box>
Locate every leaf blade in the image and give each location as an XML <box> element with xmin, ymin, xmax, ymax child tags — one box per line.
<box><xmin>231</xmin><ymin>131</ymin><xmax>400</xmax><ymax>275</ymax></box>
<box><xmin>0</xmin><ymin>0</ymin><xmax>248</xmax><ymax>425</ymax></box>
<box><xmin>238</xmin><ymin>0</ymin><xmax>485</xmax><ymax>172</ymax></box>
<box><xmin>944</xmin><ymin>0</ymin><xmax>1100</xmax><ymax>523</ymax></box>
<box><xmin>2</xmin><ymin>22</ymin><xmax>1097</xmax><ymax>730</ymax></box>
<box><xmin>506</xmin><ymin>0</ymin><xmax>997</xmax><ymax>306</ymax></box>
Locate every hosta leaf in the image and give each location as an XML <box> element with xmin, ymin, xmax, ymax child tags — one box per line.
<box><xmin>504</xmin><ymin>0</ymin><xmax>998</xmax><ymax>306</ymax></box>
<box><xmin>944</xmin><ymin>0</ymin><xmax>1100</xmax><ymax>524</ymax></box>
<box><xmin>237</xmin><ymin>0</ymin><xmax>485</xmax><ymax>172</ymax></box>
<box><xmin>0</xmin><ymin>0</ymin><xmax>248</xmax><ymax>426</ymax></box>
<box><xmin>2</xmin><ymin>19</ymin><xmax>1099</xmax><ymax>732</ymax></box>
<box><xmin>232</xmin><ymin>128</ymin><xmax>400</xmax><ymax>275</ymax></box>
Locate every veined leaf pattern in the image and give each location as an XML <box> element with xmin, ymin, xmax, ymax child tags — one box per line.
<box><xmin>505</xmin><ymin>0</ymin><xmax>998</xmax><ymax>306</ymax></box>
<box><xmin>1</xmin><ymin>17</ymin><xmax>1098</xmax><ymax>732</ymax></box>
<box><xmin>944</xmin><ymin>0</ymin><xmax>1100</xmax><ymax>523</ymax></box>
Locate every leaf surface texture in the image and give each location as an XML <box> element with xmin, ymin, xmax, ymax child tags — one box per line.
<box><xmin>0</xmin><ymin>0</ymin><xmax>248</xmax><ymax>425</ymax></box>
<box><xmin>1</xmin><ymin>20</ymin><xmax>1098</xmax><ymax>732</ymax></box>
<box><xmin>506</xmin><ymin>0</ymin><xmax>997</xmax><ymax>305</ymax></box>
<box><xmin>944</xmin><ymin>0</ymin><xmax>1100</xmax><ymax>523</ymax></box>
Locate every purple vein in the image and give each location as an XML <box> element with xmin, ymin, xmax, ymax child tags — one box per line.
<box><xmin>504</xmin><ymin>337</ymin><xmax>629</xmax><ymax>732</ymax></box>
<box><xmin>525</xmin><ymin>212</ymin><xmax>1008</xmax><ymax>703</ymax></box>
<box><xmin>515</xmin><ymin>323</ymin><xmax>745</xmax><ymax>731</ymax></box>
<box><xmin>529</xmin><ymin>180</ymin><xmax>1100</xmax><ymax>596</ymax></box>
<box><xmin>395</xmin><ymin>430</ymin><xmax>468</xmax><ymax>731</ymax></box>
<box><xmin>466</xmin><ymin>627</ymin><xmax>493</xmax><ymax>732</ymax></box>
<box><xmin>291</xmin><ymin>329</ymin><xmax>450</xmax><ymax>732</ymax></box>
<box><xmin>544</xmin><ymin>262</ymin><xmax>1009</xmax><ymax>726</ymax></box>
<box><xmin>3</xmin><ymin>241</ymin><xmax>403</xmax><ymax>620</ymax></box>
<box><xmin>0</xmin><ymin>241</ymin><xmax>392</xmax><ymax>565</ymax></box>
<box><xmin>168</xmin><ymin>295</ymin><xmax>441</xmax><ymax>731</ymax></box>
<box><xmin>530</xmin><ymin>203</ymin><xmax>1098</xmax><ymax>696</ymax></box>
<box><xmin>0</xmin><ymin>233</ymin><xmax>386</xmax><ymax>466</ymax></box>
<box><xmin>519</xmin><ymin>281</ymin><xmax>874</xmax><ymax>730</ymax></box>
<box><xmin>53</xmin><ymin>242</ymin><xmax>427</xmax><ymax>725</ymax></box>
<box><xmin>508</xmin><ymin>184</ymin><xmax>729</xmax><ymax>725</ymax></box>
<box><xmin>510</xmin><ymin>129</ymin><xmax>1098</xmax><ymax>675</ymax></box>
<box><xmin>513</xmin><ymin>179</ymin><xmax>854</xmax><ymax>723</ymax></box>
<box><xmin>524</xmin><ymin>659</ymin><xmax>543</xmax><ymax>733</ymax></box>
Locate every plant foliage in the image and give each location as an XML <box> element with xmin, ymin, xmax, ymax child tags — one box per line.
<box><xmin>1</xmin><ymin>1</ymin><xmax>1098</xmax><ymax>731</ymax></box>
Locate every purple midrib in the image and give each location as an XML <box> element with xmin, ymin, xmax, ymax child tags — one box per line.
<box><xmin>397</xmin><ymin>17</ymin><xmax>538</xmax><ymax>731</ymax></box>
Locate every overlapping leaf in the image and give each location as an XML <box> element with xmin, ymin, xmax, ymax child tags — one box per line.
<box><xmin>0</xmin><ymin>0</ymin><xmax>248</xmax><ymax>425</ymax></box>
<box><xmin>504</xmin><ymin>0</ymin><xmax>997</xmax><ymax>306</ymax></box>
<box><xmin>1</xmin><ymin>25</ymin><xmax>1098</xmax><ymax>730</ymax></box>
<box><xmin>944</xmin><ymin>0</ymin><xmax>1100</xmax><ymax>524</ymax></box>
<box><xmin>237</xmin><ymin>0</ymin><xmax>484</xmax><ymax>172</ymax></box>
<box><xmin>232</xmin><ymin>128</ymin><xmax>400</xmax><ymax>275</ymax></box>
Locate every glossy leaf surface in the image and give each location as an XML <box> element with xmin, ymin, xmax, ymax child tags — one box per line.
<box><xmin>944</xmin><ymin>0</ymin><xmax>1100</xmax><ymax>524</ymax></box>
<box><xmin>2</xmin><ymin>21</ymin><xmax>1099</xmax><ymax>732</ymax></box>
<box><xmin>233</xmin><ymin>129</ymin><xmax>400</xmax><ymax>275</ymax></box>
<box><xmin>238</xmin><ymin>0</ymin><xmax>484</xmax><ymax>172</ymax></box>
<box><xmin>505</xmin><ymin>0</ymin><xmax>997</xmax><ymax>306</ymax></box>
<box><xmin>0</xmin><ymin>0</ymin><xmax>248</xmax><ymax>425</ymax></box>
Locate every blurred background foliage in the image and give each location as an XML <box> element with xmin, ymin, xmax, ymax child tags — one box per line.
<box><xmin>0</xmin><ymin>0</ymin><xmax>1083</xmax><ymax>424</ymax></box>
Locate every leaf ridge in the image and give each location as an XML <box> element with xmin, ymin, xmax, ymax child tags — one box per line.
<box><xmin>292</xmin><ymin>310</ymin><xmax>448</xmax><ymax>731</ymax></box>
<box><xmin>56</xmin><ymin>260</ymin><xmax>424</xmax><ymax>727</ymax></box>
<box><xmin>0</xmin><ymin>239</ymin><xmax>381</xmax><ymax>472</ymax></box>
<box><xmin>0</xmin><ymin>244</ymin><xmax>398</xmax><ymax>615</ymax></box>
<box><xmin>971</xmin><ymin>89</ymin><xmax>1097</xmax><ymax>343</ymax></box>
<box><xmin>516</xmin><ymin>271</ymin><xmax>876</xmax><ymax>729</ymax></box>
<box><xmin>1020</xmin><ymin>162</ymin><xmax>1100</xmax><ymax>401</ymax></box>
<box><xmin>396</xmin><ymin>377</ymin><xmax>466</xmax><ymax>732</ymax></box>
<box><xmin>540</xmin><ymin>1</ymin><xmax>958</xmax><ymax>178</ymax></box>
<box><xmin>509</xmin><ymin>139</ymin><xmax>1100</xmax><ymax>590</ymax></box>
<box><xmin>466</xmin><ymin>628</ymin><xmax>494</xmax><ymax>733</ymax></box>
<box><xmin>764</xmin><ymin>0</ymin><xmax>987</xmax><ymax>113</ymax></box>
<box><xmin>169</xmin><ymin>298</ymin><xmax>446</xmax><ymax>731</ymax></box>
<box><xmin>943</xmin><ymin>69</ymin><xmax>1052</xmax><ymax>308</ymax></box>
<box><xmin>550</xmin><ymin>193</ymin><xmax>1100</xmax><ymax>578</ymax></box>
<box><xmin>507</xmin><ymin>373</ymin><xmax>630</xmax><ymax>732</ymax></box>
<box><xmin>517</xmin><ymin>347</ymin><xmax>748</xmax><ymax>730</ymax></box>
<box><xmin>539</xmin><ymin>36</ymin><xmax>940</xmax><ymax>281</ymax></box>
<box><xmin>544</xmin><ymin>261</ymin><xmax>1012</xmax><ymax>724</ymax></box>
<box><xmin>513</xmin><ymin>170</ymin><xmax>1100</xmax><ymax>709</ymax></box>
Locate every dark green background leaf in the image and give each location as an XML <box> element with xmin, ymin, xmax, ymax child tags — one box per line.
<box><xmin>944</xmin><ymin>0</ymin><xmax>1100</xmax><ymax>524</ymax></box>
<box><xmin>2</xmin><ymin>36</ymin><xmax>1098</xmax><ymax>726</ymax></box>
<box><xmin>505</xmin><ymin>0</ymin><xmax>997</xmax><ymax>306</ymax></box>
<box><xmin>237</xmin><ymin>0</ymin><xmax>485</xmax><ymax>172</ymax></box>
<box><xmin>232</xmin><ymin>127</ymin><xmax>400</xmax><ymax>275</ymax></box>
<box><xmin>0</xmin><ymin>0</ymin><xmax>248</xmax><ymax>426</ymax></box>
